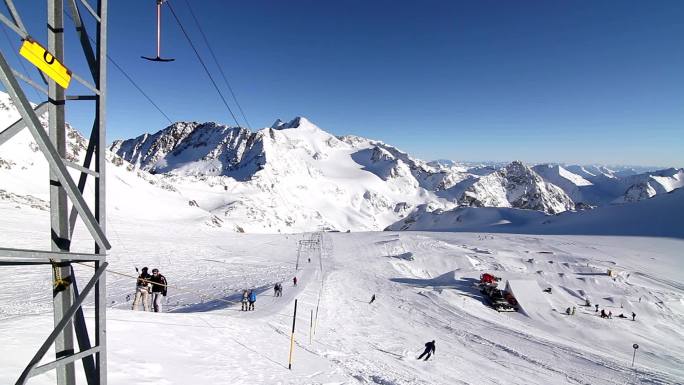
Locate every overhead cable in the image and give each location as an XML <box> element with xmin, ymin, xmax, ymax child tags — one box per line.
<box><xmin>181</xmin><ymin>0</ymin><xmax>252</xmax><ymax>130</ymax></box>
<box><xmin>166</xmin><ymin>0</ymin><xmax>241</xmax><ymax>128</ymax></box>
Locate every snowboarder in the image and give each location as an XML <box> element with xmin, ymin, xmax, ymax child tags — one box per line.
<box><xmin>132</xmin><ymin>267</ymin><xmax>152</xmax><ymax>311</ymax></box>
<box><xmin>369</xmin><ymin>294</ymin><xmax>376</xmax><ymax>304</ymax></box>
<box><xmin>241</xmin><ymin>290</ymin><xmax>249</xmax><ymax>311</ymax></box>
<box><xmin>248</xmin><ymin>290</ymin><xmax>256</xmax><ymax>311</ymax></box>
<box><xmin>417</xmin><ymin>340</ymin><xmax>436</xmax><ymax>361</ymax></box>
<box><xmin>293</xmin><ymin>276</ymin><xmax>298</xmax><ymax>286</ymax></box>
<box><xmin>149</xmin><ymin>268</ymin><xmax>167</xmax><ymax>313</ymax></box>
<box><xmin>632</xmin><ymin>312</ymin><xmax>636</xmax><ymax>321</ymax></box>
<box><xmin>595</xmin><ymin>304</ymin><xmax>599</xmax><ymax>312</ymax></box>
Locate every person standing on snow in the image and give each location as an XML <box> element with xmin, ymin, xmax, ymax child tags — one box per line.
<box><xmin>632</xmin><ymin>312</ymin><xmax>636</xmax><ymax>321</ymax></box>
<box><xmin>293</xmin><ymin>276</ymin><xmax>298</xmax><ymax>286</ymax></box>
<box><xmin>132</xmin><ymin>267</ymin><xmax>152</xmax><ymax>311</ymax></box>
<box><xmin>241</xmin><ymin>290</ymin><xmax>249</xmax><ymax>311</ymax></box>
<box><xmin>248</xmin><ymin>290</ymin><xmax>257</xmax><ymax>311</ymax></box>
<box><xmin>417</xmin><ymin>340</ymin><xmax>436</xmax><ymax>361</ymax></box>
<box><xmin>149</xmin><ymin>268</ymin><xmax>167</xmax><ymax>313</ymax></box>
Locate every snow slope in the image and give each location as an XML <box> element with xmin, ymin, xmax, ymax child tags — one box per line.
<box><xmin>1</xmin><ymin>209</ymin><xmax>682</xmax><ymax>384</ymax></box>
<box><xmin>388</xmin><ymin>188</ymin><xmax>684</xmax><ymax>238</ymax></box>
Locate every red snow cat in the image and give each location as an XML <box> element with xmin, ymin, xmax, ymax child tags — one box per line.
<box><xmin>478</xmin><ymin>273</ymin><xmax>517</xmax><ymax>312</ymax></box>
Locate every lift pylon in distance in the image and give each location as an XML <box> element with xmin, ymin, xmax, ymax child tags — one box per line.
<box><xmin>142</xmin><ymin>0</ymin><xmax>175</xmax><ymax>62</ymax></box>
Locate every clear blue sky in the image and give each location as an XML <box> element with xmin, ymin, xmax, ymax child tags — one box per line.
<box><xmin>2</xmin><ymin>0</ymin><xmax>683</xmax><ymax>167</ymax></box>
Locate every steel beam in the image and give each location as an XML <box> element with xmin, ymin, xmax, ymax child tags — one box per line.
<box><xmin>12</xmin><ymin>69</ymin><xmax>49</xmax><ymax>95</ymax></box>
<box><xmin>0</xmin><ymin>53</ymin><xmax>111</xmax><ymax>250</ymax></box>
<box><xmin>47</xmin><ymin>2</ymin><xmax>76</xmax><ymax>381</ymax></box>
<box><xmin>0</xmin><ymin>12</ymin><xmax>26</xmax><ymax>38</ymax></box>
<box><xmin>95</xmin><ymin>2</ymin><xmax>108</xmax><ymax>382</ymax></box>
<box><xmin>0</xmin><ymin>102</ymin><xmax>48</xmax><ymax>146</ymax></box>
<box><xmin>65</xmin><ymin>159</ymin><xmax>100</xmax><ymax>177</ymax></box>
<box><xmin>0</xmin><ymin>247</ymin><xmax>105</xmax><ymax>262</ymax></box>
<box><xmin>66</xmin><ymin>0</ymin><xmax>97</xmax><ymax>80</ymax></box>
<box><xmin>79</xmin><ymin>0</ymin><xmax>101</xmax><ymax>22</ymax></box>
<box><xmin>71</xmin><ymin>265</ymin><xmax>97</xmax><ymax>385</ymax></box>
<box><xmin>15</xmin><ymin>262</ymin><xmax>107</xmax><ymax>385</ymax></box>
<box><xmin>72</xmin><ymin>73</ymin><xmax>101</xmax><ymax>95</ymax></box>
<box><xmin>30</xmin><ymin>347</ymin><xmax>101</xmax><ymax>378</ymax></box>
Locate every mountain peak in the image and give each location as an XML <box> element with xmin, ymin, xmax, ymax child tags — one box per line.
<box><xmin>271</xmin><ymin>116</ymin><xmax>314</xmax><ymax>130</ymax></box>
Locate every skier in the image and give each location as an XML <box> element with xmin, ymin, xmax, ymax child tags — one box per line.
<box><xmin>149</xmin><ymin>268</ymin><xmax>167</xmax><ymax>313</ymax></box>
<box><xmin>241</xmin><ymin>290</ymin><xmax>249</xmax><ymax>311</ymax></box>
<box><xmin>571</xmin><ymin>306</ymin><xmax>576</xmax><ymax>315</ymax></box>
<box><xmin>293</xmin><ymin>276</ymin><xmax>298</xmax><ymax>286</ymax></box>
<box><xmin>585</xmin><ymin>298</ymin><xmax>591</xmax><ymax>307</ymax></box>
<box><xmin>248</xmin><ymin>290</ymin><xmax>257</xmax><ymax>311</ymax></box>
<box><xmin>608</xmin><ymin>311</ymin><xmax>612</xmax><ymax>319</ymax></box>
<box><xmin>595</xmin><ymin>304</ymin><xmax>599</xmax><ymax>312</ymax></box>
<box><xmin>308</xmin><ymin>257</ymin><xmax>311</xmax><ymax>263</ymax></box>
<box><xmin>565</xmin><ymin>307</ymin><xmax>571</xmax><ymax>315</ymax></box>
<box><xmin>369</xmin><ymin>294</ymin><xmax>376</xmax><ymax>304</ymax></box>
<box><xmin>274</xmin><ymin>283</ymin><xmax>280</xmax><ymax>297</ymax></box>
<box><xmin>632</xmin><ymin>312</ymin><xmax>636</xmax><ymax>321</ymax></box>
<box><xmin>417</xmin><ymin>340</ymin><xmax>436</xmax><ymax>361</ymax></box>
<box><xmin>132</xmin><ymin>267</ymin><xmax>152</xmax><ymax>311</ymax></box>
<box><xmin>600</xmin><ymin>309</ymin><xmax>607</xmax><ymax>318</ymax></box>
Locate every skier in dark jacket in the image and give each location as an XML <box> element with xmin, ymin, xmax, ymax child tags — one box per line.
<box><xmin>632</xmin><ymin>312</ymin><xmax>636</xmax><ymax>321</ymax></box>
<box><xmin>417</xmin><ymin>340</ymin><xmax>436</xmax><ymax>361</ymax></box>
<box><xmin>149</xmin><ymin>268</ymin><xmax>167</xmax><ymax>313</ymax></box>
<box><xmin>293</xmin><ymin>276</ymin><xmax>298</xmax><ymax>286</ymax></box>
<box><xmin>248</xmin><ymin>290</ymin><xmax>257</xmax><ymax>311</ymax></box>
<box><xmin>369</xmin><ymin>294</ymin><xmax>376</xmax><ymax>304</ymax></box>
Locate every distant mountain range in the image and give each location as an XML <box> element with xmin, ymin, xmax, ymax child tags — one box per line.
<box><xmin>1</xmin><ymin>90</ymin><xmax>682</xmax><ymax>233</ymax></box>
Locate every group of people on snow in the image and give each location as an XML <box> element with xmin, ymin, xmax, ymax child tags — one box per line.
<box><xmin>131</xmin><ymin>267</ymin><xmax>168</xmax><ymax>313</ymax></box>
<box><xmin>274</xmin><ymin>282</ymin><xmax>283</xmax><ymax>297</ymax></box>
<box><xmin>585</xmin><ymin>300</ymin><xmax>636</xmax><ymax>321</ymax></box>
<box><xmin>241</xmin><ymin>289</ymin><xmax>257</xmax><ymax>311</ymax></box>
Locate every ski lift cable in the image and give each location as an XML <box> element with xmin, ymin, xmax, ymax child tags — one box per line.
<box><xmin>0</xmin><ymin>24</ymin><xmax>41</xmax><ymax>101</ymax></box>
<box><xmin>62</xmin><ymin>9</ymin><xmax>174</xmax><ymax>124</ymax></box>
<box><xmin>107</xmin><ymin>55</ymin><xmax>174</xmax><ymax>124</ymax></box>
<box><xmin>166</xmin><ymin>0</ymin><xmax>241</xmax><ymax>128</ymax></box>
<box><xmin>180</xmin><ymin>0</ymin><xmax>252</xmax><ymax>130</ymax></box>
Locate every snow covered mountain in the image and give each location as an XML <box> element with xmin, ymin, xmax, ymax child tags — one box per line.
<box><xmin>2</xmin><ymin>88</ymin><xmax>682</xmax><ymax>233</ymax></box>
<box><xmin>534</xmin><ymin>163</ymin><xmax>684</xmax><ymax>206</ymax></box>
<box><xmin>458</xmin><ymin>161</ymin><xmax>575</xmax><ymax>214</ymax></box>
<box><xmin>388</xmin><ymin>187</ymin><xmax>684</xmax><ymax>238</ymax></box>
<box><xmin>109</xmin><ymin>116</ymin><xmax>476</xmax><ymax>232</ymax></box>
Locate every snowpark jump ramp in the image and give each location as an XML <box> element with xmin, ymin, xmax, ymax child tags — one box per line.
<box><xmin>505</xmin><ymin>280</ymin><xmax>552</xmax><ymax>319</ymax></box>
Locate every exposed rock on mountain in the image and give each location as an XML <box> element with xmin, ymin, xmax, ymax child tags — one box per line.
<box><xmin>458</xmin><ymin>161</ymin><xmax>575</xmax><ymax>214</ymax></box>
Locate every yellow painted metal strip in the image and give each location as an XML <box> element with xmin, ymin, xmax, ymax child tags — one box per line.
<box><xmin>19</xmin><ymin>38</ymin><xmax>71</xmax><ymax>89</ymax></box>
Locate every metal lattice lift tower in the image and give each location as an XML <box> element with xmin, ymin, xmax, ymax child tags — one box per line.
<box><xmin>0</xmin><ymin>0</ymin><xmax>110</xmax><ymax>384</ymax></box>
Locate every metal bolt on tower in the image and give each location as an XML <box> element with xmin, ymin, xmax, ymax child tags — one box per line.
<box><xmin>0</xmin><ymin>0</ymin><xmax>110</xmax><ymax>384</ymax></box>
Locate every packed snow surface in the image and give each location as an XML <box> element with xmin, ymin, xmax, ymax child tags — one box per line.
<box><xmin>1</xmin><ymin>201</ymin><xmax>683</xmax><ymax>384</ymax></box>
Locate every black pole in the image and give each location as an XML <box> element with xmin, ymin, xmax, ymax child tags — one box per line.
<box><xmin>288</xmin><ymin>299</ymin><xmax>298</xmax><ymax>370</ymax></box>
<box><xmin>631</xmin><ymin>343</ymin><xmax>639</xmax><ymax>367</ymax></box>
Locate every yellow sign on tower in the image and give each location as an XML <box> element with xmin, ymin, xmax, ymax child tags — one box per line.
<box><xmin>19</xmin><ymin>38</ymin><xmax>72</xmax><ymax>89</ymax></box>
